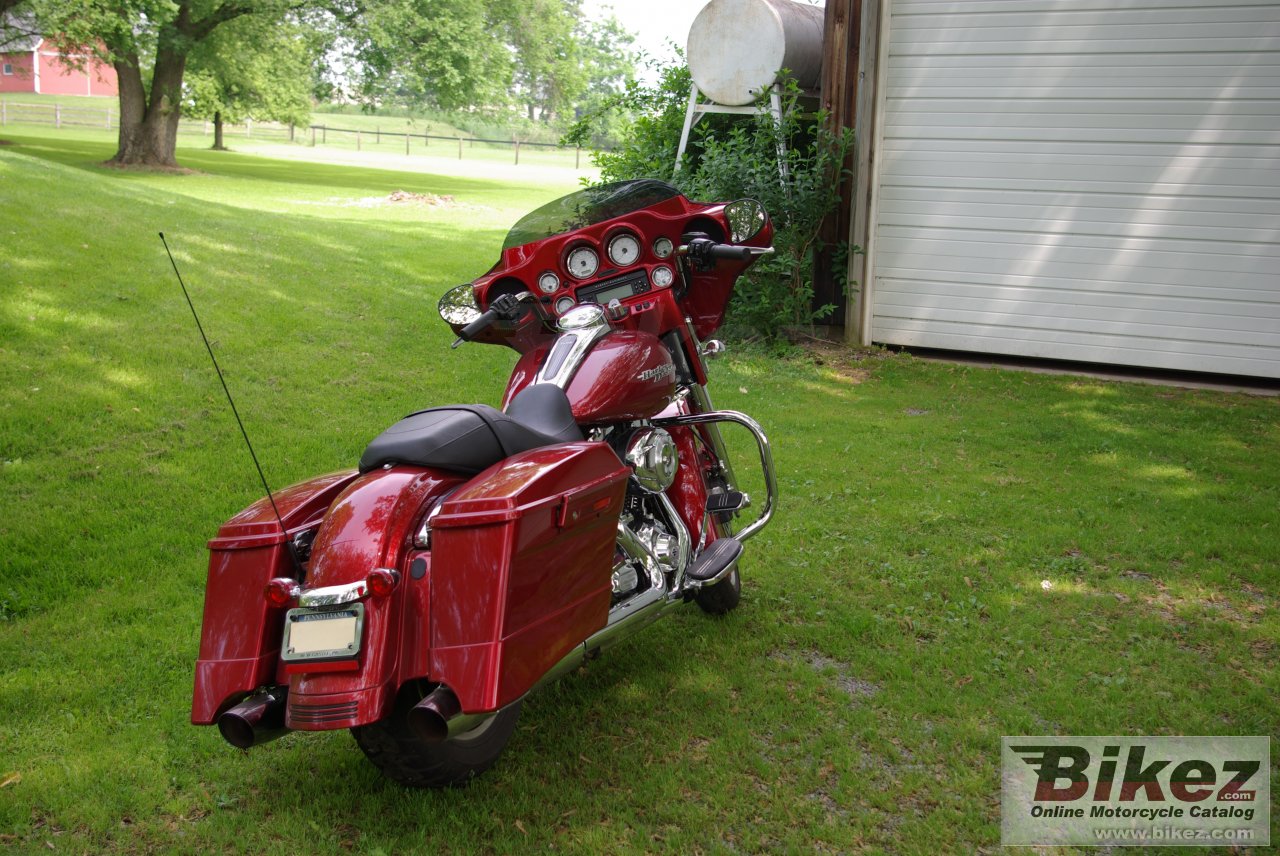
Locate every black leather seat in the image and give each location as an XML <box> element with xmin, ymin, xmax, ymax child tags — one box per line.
<box><xmin>358</xmin><ymin>384</ymin><xmax>583</xmax><ymax>475</ymax></box>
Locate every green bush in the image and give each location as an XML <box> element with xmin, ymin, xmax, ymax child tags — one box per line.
<box><xmin>569</xmin><ymin>67</ymin><xmax>854</xmax><ymax>340</ymax></box>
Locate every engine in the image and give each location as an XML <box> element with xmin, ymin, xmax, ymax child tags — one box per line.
<box><xmin>603</xmin><ymin>425</ymin><xmax>689</xmax><ymax>604</ymax></box>
<box><xmin>611</xmin><ymin>487</ymin><xmax>686</xmax><ymax>603</ymax></box>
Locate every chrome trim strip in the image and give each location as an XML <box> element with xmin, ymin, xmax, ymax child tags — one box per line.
<box><xmin>533</xmin><ymin>305</ymin><xmax>612</xmax><ymax>390</ymax></box>
<box><xmin>299</xmin><ymin>579</ymin><xmax>370</xmax><ymax>608</ymax></box>
<box><xmin>653</xmin><ymin>410</ymin><xmax>777</xmax><ymax>543</ymax></box>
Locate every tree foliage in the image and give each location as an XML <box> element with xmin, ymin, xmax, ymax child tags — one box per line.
<box><xmin>184</xmin><ymin>12</ymin><xmax>324</xmax><ymax>148</ymax></box>
<box><xmin>348</xmin><ymin>0</ymin><xmax>636</xmax><ymax>136</ymax></box>
<box><xmin>349</xmin><ymin>0</ymin><xmax>512</xmax><ymax>112</ymax></box>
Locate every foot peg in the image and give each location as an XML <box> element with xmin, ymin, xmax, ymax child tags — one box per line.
<box><xmin>686</xmin><ymin>537</ymin><xmax>743</xmax><ymax>584</ymax></box>
<box><xmin>706</xmin><ymin>491</ymin><xmax>749</xmax><ymax>515</ymax></box>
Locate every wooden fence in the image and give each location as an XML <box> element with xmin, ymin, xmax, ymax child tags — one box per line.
<box><xmin>0</xmin><ymin>100</ymin><xmax>601</xmax><ymax>167</ymax></box>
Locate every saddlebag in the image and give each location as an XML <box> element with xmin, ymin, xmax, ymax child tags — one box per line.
<box><xmin>429</xmin><ymin>442</ymin><xmax>629</xmax><ymax>713</ymax></box>
<box><xmin>190</xmin><ymin>471</ymin><xmax>359</xmax><ymax>724</ymax></box>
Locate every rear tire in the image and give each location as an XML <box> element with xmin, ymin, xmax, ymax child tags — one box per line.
<box><xmin>694</xmin><ymin>565</ymin><xmax>741</xmax><ymax>615</ymax></box>
<box><xmin>351</xmin><ymin>683</ymin><xmax>521</xmax><ymax>788</ymax></box>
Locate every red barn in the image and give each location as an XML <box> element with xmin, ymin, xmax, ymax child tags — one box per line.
<box><xmin>1</xmin><ymin>31</ymin><xmax>118</xmax><ymax>97</ymax></box>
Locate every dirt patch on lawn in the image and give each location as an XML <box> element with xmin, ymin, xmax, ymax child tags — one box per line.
<box><xmin>352</xmin><ymin>190</ymin><xmax>457</xmax><ymax>208</ymax></box>
<box><xmin>800</xmin><ymin>338</ymin><xmax>886</xmax><ymax>385</ymax></box>
<box><xmin>773</xmin><ymin>649</ymin><xmax>882</xmax><ymax>700</ymax></box>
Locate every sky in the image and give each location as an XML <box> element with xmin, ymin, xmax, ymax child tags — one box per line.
<box><xmin>583</xmin><ymin>0</ymin><xmax>825</xmax><ymax>83</ymax></box>
<box><xmin>582</xmin><ymin>0</ymin><xmax>712</xmax><ymax>72</ymax></box>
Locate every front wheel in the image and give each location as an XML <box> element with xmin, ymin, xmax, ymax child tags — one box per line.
<box><xmin>694</xmin><ymin>565</ymin><xmax>741</xmax><ymax>615</ymax></box>
<box><xmin>351</xmin><ymin>683</ymin><xmax>521</xmax><ymax>788</ymax></box>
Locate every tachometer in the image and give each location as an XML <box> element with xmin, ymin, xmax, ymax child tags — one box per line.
<box><xmin>566</xmin><ymin>246</ymin><xmax>599</xmax><ymax>280</ymax></box>
<box><xmin>538</xmin><ymin>271</ymin><xmax>560</xmax><ymax>294</ymax></box>
<box><xmin>607</xmin><ymin>233</ymin><xmax>641</xmax><ymax>267</ymax></box>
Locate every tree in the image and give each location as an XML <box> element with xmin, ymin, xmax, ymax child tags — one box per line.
<box><xmin>498</xmin><ymin>0</ymin><xmax>580</xmax><ymax>122</ymax></box>
<box><xmin>348</xmin><ymin>0</ymin><xmax>512</xmax><ymax>112</ymax></box>
<box><xmin>23</xmin><ymin>0</ymin><xmax>305</xmax><ymax>167</ymax></box>
<box><xmin>496</xmin><ymin>2</ymin><xmax>636</xmax><ymax>127</ymax></box>
<box><xmin>184</xmin><ymin>12</ymin><xmax>323</xmax><ymax>150</ymax></box>
<box><xmin>567</xmin><ymin>13</ymin><xmax>638</xmax><ymax>144</ymax></box>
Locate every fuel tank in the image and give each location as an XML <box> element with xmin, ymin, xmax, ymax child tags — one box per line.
<box><xmin>567</xmin><ymin>330</ymin><xmax>677</xmax><ymax>424</ymax></box>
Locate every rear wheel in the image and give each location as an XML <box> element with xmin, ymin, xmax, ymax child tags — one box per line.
<box><xmin>694</xmin><ymin>565</ymin><xmax>741</xmax><ymax>614</ymax></box>
<box><xmin>351</xmin><ymin>683</ymin><xmax>521</xmax><ymax>788</ymax></box>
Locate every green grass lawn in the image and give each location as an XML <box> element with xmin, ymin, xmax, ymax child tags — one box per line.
<box><xmin>0</xmin><ymin>93</ymin><xmax>590</xmax><ymax>172</ymax></box>
<box><xmin>0</xmin><ymin>133</ymin><xmax>1277</xmax><ymax>854</ymax></box>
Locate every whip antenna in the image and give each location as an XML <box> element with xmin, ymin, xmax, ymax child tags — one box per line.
<box><xmin>160</xmin><ymin>233</ymin><xmax>303</xmax><ymax>576</ymax></box>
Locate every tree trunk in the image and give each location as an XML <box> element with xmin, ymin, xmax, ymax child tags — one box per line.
<box><xmin>108</xmin><ymin>47</ymin><xmax>187</xmax><ymax>167</ymax></box>
<box><xmin>212</xmin><ymin>110</ymin><xmax>226</xmax><ymax>150</ymax></box>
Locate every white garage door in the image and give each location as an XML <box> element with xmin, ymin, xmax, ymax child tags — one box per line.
<box><xmin>866</xmin><ymin>0</ymin><xmax>1280</xmax><ymax>378</ymax></box>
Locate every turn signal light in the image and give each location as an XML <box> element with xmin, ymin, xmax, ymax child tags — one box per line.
<box><xmin>365</xmin><ymin>568</ymin><xmax>400</xmax><ymax>598</ymax></box>
<box><xmin>264</xmin><ymin>577</ymin><xmax>300</xmax><ymax>607</ymax></box>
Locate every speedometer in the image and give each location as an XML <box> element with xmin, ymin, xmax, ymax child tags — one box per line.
<box><xmin>607</xmin><ymin>233</ymin><xmax>641</xmax><ymax>267</ymax></box>
<box><xmin>566</xmin><ymin>246</ymin><xmax>599</xmax><ymax>280</ymax></box>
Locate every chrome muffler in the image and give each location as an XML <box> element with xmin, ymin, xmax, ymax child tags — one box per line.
<box><xmin>217</xmin><ymin>688</ymin><xmax>289</xmax><ymax>749</ymax></box>
<box><xmin>407</xmin><ymin>686</ymin><xmax>494</xmax><ymax>742</ymax></box>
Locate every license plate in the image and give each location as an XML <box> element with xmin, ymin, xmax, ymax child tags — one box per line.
<box><xmin>281</xmin><ymin>604</ymin><xmax>365</xmax><ymax>662</ymax></box>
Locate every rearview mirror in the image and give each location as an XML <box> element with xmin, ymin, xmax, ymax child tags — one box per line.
<box><xmin>725</xmin><ymin>199</ymin><xmax>767</xmax><ymax>244</ymax></box>
<box><xmin>438</xmin><ymin>284</ymin><xmax>482</xmax><ymax>326</ymax></box>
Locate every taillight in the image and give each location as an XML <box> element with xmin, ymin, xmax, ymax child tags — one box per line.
<box><xmin>365</xmin><ymin>568</ymin><xmax>400</xmax><ymax>598</ymax></box>
<box><xmin>264</xmin><ymin>577</ymin><xmax>300</xmax><ymax>607</ymax></box>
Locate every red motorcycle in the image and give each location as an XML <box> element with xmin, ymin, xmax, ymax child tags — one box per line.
<box><xmin>191</xmin><ymin>179</ymin><xmax>778</xmax><ymax>786</ymax></box>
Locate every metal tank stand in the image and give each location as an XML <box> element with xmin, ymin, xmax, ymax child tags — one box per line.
<box><xmin>674</xmin><ymin>82</ymin><xmax>790</xmax><ymax>184</ymax></box>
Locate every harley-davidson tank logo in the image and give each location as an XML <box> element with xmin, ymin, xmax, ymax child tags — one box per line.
<box><xmin>637</xmin><ymin>364</ymin><xmax>674</xmax><ymax>383</ymax></box>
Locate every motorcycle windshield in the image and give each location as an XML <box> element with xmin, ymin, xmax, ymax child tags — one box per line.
<box><xmin>502</xmin><ymin>180</ymin><xmax>683</xmax><ymax>251</ymax></box>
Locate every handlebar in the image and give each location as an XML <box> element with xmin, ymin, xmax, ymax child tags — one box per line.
<box><xmin>679</xmin><ymin>236</ymin><xmax>774</xmax><ymax>271</ymax></box>
<box><xmin>709</xmin><ymin>244</ymin><xmax>755</xmax><ymax>262</ymax></box>
<box><xmin>451</xmin><ymin>292</ymin><xmax>533</xmax><ymax>349</ymax></box>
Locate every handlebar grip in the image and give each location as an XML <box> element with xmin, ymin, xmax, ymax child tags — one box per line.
<box><xmin>709</xmin><ymin>244</ymin><xmax>755</xmax><ymax>262</ymax></box>
<box><xmin>458</xmin><ymin>308</ymin><xmax>499</xmax><ymax>342</ymax></box>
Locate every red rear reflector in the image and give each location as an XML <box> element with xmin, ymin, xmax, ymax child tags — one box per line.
<box><xmin>365</xmin><ymin>568</ymin><xmax>400</xmax><ymax>598</ymax></box>
<box><xmin>592</xmin><ymin>497</ymin><xmax>612</xmax><ymax>511</ymax></box>
<box><xmin>264</xmin><ymin>577</ymin><xmax>300</xmax><ymax>607</ymax></box>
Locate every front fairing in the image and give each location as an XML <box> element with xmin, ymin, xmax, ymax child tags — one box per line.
<box><xmin>448</xmin><ymin>182</ymin><xmax>773</xmax><ymax>352</ymax></box>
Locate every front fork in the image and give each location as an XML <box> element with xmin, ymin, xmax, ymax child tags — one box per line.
<box><xmin>664</xmin><ymin>320</ymin><xmax>778</xmax><ymax>546</ymax></box>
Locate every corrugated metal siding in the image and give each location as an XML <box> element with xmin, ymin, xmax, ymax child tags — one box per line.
<box><xmin>869</xmin><ymin>0</ymin><xmax>1280</xmax><ymax>378</ymax></box>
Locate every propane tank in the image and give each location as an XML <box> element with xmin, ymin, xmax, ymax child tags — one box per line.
<box><xmin>687</xmin><ymin>0</ymin><xmax>825</xmax><ymax>106</ymax></box>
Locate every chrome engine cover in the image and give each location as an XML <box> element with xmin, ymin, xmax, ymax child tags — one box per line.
<box><xmin>611</xmin><ymin>559</ymin><xmax>639</xmax><ymax>596</ymax></box>
<box><xmin>624</xmin><ymin>427</ymin><xmax>678</xmax><ymax>494</ymax></box>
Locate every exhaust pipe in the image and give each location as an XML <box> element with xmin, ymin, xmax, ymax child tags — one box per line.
<box><xmin>217</xmin><ymin>688</ymin><xmax>289</xmax><ymax>749</ymax></box>
<box><xmin>407</xmin><ymin>686</ymin><xmax>462</xmax><ymax>743</ymax></box>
